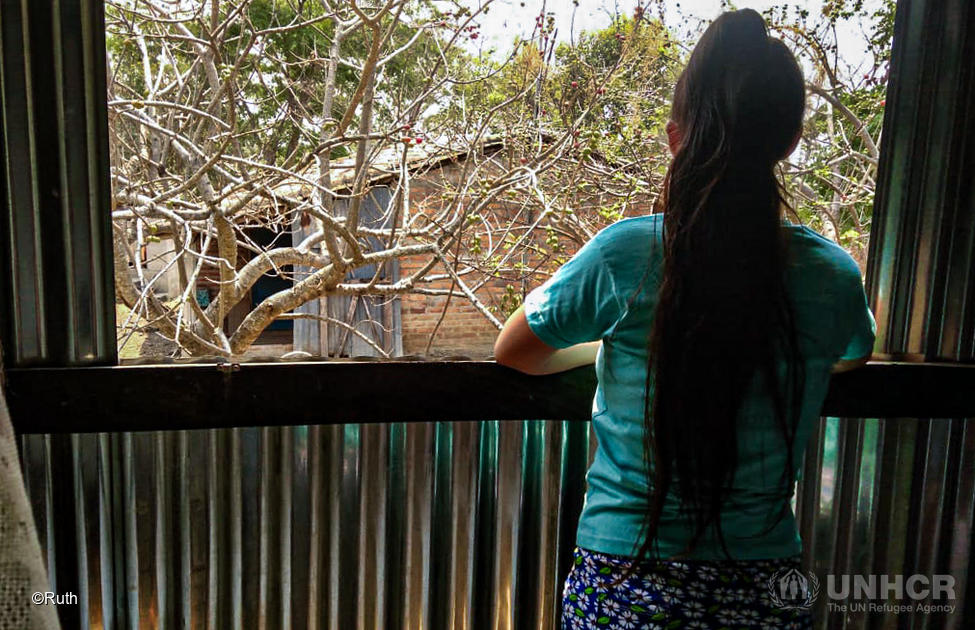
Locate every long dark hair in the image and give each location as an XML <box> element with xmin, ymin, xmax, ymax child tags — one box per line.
<box><xmin>633</xmin><ymin>9</ymin><xmax>807</xmax><ymax>566</ymax></box>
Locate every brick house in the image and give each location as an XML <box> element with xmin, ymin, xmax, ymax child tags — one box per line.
<box><xmin>302</xmin><ymin>139</ymin><xmax>656</xmax><ymax>359</ymax></box>
<box><xmin>127</xmin><ymin>140</ymin><xmax>655</xmax><ymax>359</ymax></box>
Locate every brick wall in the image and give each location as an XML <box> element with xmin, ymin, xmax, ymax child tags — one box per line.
<box><xmin>397</xmin><ymin>163</ymin><xmax>504</xmax><ymax>357</ymax></box>
<box><xmin>395</xmin><ymin>158</ymin><xmax>655</xmax><ymax>358</ymax></box>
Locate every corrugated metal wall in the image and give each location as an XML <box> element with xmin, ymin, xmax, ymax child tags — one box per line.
<box><xmin>797</xmin><ymin>415</ymin><xmax>975</xmax><ymax>629</ymax></box>
<box><xmin>797</xmin><ymin>0</ymin><xmax>975</xmax><ymax>628</ymax></box>
<box><xmin>0</xmin><ymin>0</ymin><xmax>115</xmax><ymax>367</ymax></box>
<box><xmin>18</xmin><ymin>414</ymin><xmax>971</xmax><ymax>629</ymax></box>
<box><xmin>1</xmin><ymin>4</ymin><xmax>116</xmax><ymax>628</ymax></box>
<box><xmin>19</xmin><ymin>421</ymin><xmax>590</xmax><ymax>630</ymax></box>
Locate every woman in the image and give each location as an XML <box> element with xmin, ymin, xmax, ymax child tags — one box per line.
<box><xmin>494</xmin><ymin>9</ymin><xmax>875</xmax><ymax>630</ymax></box>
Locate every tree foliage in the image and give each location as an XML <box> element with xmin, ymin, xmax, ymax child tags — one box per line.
<box><xmin>107</xmin><ymin>0</ymin><xmax>891</xmax><ymax>358</ymax></box>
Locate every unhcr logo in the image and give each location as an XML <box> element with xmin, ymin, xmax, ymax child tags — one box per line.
<box><xmin>767</xmin><ymin>569</ymin><xmax>957</xmax><ymax>614</ymax></box>
<box><xmin>768</xmin><ymin>568</ymin><xmax>820</xmax><ymax>610</ymax></box>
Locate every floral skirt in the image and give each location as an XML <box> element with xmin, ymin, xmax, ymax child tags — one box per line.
<box><xmin>561</xmin><ymin>547</ymin><xmax>814</xmax><ymax>629</ymax></box>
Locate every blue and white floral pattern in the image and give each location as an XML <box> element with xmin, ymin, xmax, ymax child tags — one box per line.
<box><xmin>561</xmin><ymin>547</ymin><xmax>813</xmax><ymax>629</ymax></box>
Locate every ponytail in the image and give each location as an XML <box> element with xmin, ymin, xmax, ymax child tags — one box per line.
<box><xmin>630</xmin><ymin>8</ymin><xmax>807</xmax><ymax>568</ymax></box>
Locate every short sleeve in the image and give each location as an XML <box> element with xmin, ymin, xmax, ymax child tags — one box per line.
<box><xmin>838</xmin><ymin>271</ymin><xmax>876</xmax><ymax>360</ymax></box>
<box><xmin>522</xmin><ymin>230</ymin><xmax>625</xmax><ymax>349</ymax></box>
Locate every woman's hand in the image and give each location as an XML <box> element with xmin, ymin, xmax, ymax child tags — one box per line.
<box><xmin>493</xmin><ymin>305</ymin><xmax>601</xmax><ymax>375</ymax></box>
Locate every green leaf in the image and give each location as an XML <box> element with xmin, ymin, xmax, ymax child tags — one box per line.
<box><xmin>599</xmin><ymin>567</ymin><xmax>612</xmax><ymax>575</ymax></box>
<box><xmin>666</xmin><ymin>621</ymin><xmax>682</xmax><ymax>629</ymax></box>
<box><xmin>584</xmin><ymin>587</ymin><xmax>594</xmax><ymax>594</ymax></box>
<box><xmin>574</xmin><ymin>608</ymin><xmax>585</xmax><ymax>617</ymax></box>
<box><xmin>597</xmin><ymin>617</ymin><xmax>611</xmax><ymax>624</ymax></box>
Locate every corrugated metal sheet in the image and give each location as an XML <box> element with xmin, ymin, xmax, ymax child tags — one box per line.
<box><xmin>796</xmin><ymin>416</ymin><xmax>975</xmax><ymax>629</ymax></box>
<box><xmin>0</xmin><ymin>0</ymin><xmax>115</xmax><ymax>367</ymax></box>
<box><xmin>292</xmin><ymin>187</ymin><xmax>402</xmax><ymax>358</ymax></box>
<box><xmin>18</xmin><ymin>413</ymin><xmax>972</xmax><ymax>629</ymax></box>
<box><xmin>866</xmin><ymin>3</ymin><xmax>975</xmax><ymax>364</ymax></box>
<box><xmin>1</xmin><ymin>4</ymin><xmax>117</xmax><ymax>627</ymax></box>
<box><xmin>20</xmin><ymin>421</ymin><xmax>592</xmax><ymax>629</ymax></box>
<box><xmin>800</xmin><ymin>0</ymin><xmax>975</xmax><ymax>628</ymax></box>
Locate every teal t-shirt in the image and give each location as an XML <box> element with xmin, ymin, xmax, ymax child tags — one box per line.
<box><xmin>522</xmin><ymin>214</ymin><xmax>876</xmax><ymax>560</ymax></box>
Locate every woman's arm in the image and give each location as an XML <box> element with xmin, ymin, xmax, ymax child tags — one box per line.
<box><xmin>831</xmin><ymin>355</ymin><xmax>871</xmax><ymax>373</ymax></box>
<box><xmin>493</xmin><ymin>305</ymin><xmax>601</xmax><ymax>375</ymax></box>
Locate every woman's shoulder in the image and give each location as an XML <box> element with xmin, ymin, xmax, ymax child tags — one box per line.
<box><xmin>601</xmin><ymin>213</ymin><xmax>664</xmax><ymax>233</ymax></box>
<box><xmin>592</xmin><ymin>214</ymin><xmax>664</xmax><ymax>255</ymax></box>
<box><xmin>784</xmin><ymin>224</ymin><xmax>862</xmax><ymax>278</ymax></box>
<box><xmin>589</xmin><ymin>215</ymin><xmax>663</xmax><ymax>305</ymax></box>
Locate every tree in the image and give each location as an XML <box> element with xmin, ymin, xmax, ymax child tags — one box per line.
<box><xmin>108</xmin><ymin>0</ymin><xmax>891</xmax><ymax>359</ymax></box>
<box><xmin>108</xmin><ymin>0</ymin><xmax>647</xmax><ymax>358</ymax></box>
<box><xmin>762</xmin><ymin>0</ymin><xmax>894</xmax><ymax>267</ymax></box>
